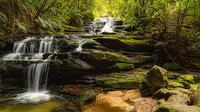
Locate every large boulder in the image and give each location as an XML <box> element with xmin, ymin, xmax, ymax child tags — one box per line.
<box><xmin>140</xmin><ymin>65</ymin><xmax>169</xmax><ymax>96</ymax></box>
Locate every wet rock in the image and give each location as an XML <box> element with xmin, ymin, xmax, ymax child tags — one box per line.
<box><xmin>140</xmin><ymin>65</ymin><xmax>168</xmax><ymax>96</ymax></box>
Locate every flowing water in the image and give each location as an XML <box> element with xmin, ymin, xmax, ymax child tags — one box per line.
<box><xmin>89</xmin><ymin>17</ymin><xmax>114</xmax><ymax>34</ymax></box>
<box><xmin>14</xmin><ymin>62</ymin><xmax>51</xmax><ymax>103</ymax></box>
<box><xmin>75</xmin><ymin>39</ymin><xmax>88</xmax><ymax>52</ymax></box>
<box><xmin>0</xmin><ymin>36</ymin><xmax>59</xmax><ymax>103</ymax></box>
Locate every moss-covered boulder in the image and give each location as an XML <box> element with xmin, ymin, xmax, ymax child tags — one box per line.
<box><xmin>168</xmin><ymin>80</ymin><xmax>185</xmax><ymax>88</ymax></box>
<box><xmin>94</xmin><ymin>37</ymin><xmax>154</xmax><ymax>52</ymax></box>
<box><xmin>177</xmin><ymin>75</ymin><xmax>195</xmax><ymax>88</ymax></box>
<box><xmin>156</xmin><ymin>101</ymin><xmax>200</xmax><ymax>112</ymax></box>
<box><xmin>95</xmin><ymin>73</ymin><xmax>145</xmax><ymax>89</ymax></box>
<box><xmin>140</xmin><ymin>65</ymin><xmax>169</xmax><ymax>96</ymax></box>
<box><xmin>82</xmin><ymin>39</ymin><xmax>105</xmax><ymax>50</ymax></box>
<box><xmin>71</xmin><ymin>51</ymin><xmax>132</xmax><ymax>68</ymax></box>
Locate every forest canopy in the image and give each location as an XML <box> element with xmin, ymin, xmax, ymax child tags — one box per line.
<box><xmin>0</xmin><ymin>0</ymin><xmax>199</xmax><ymax>40</ymax></box>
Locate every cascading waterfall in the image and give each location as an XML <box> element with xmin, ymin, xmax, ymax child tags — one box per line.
<box><xmin>2</xmin><ymin>36</ymin><xmax>57</xmax><ymax>60</ymax></box>
<box><xmin>15</xmin><ymin>62</ymin><xmax>51</xmax><ymax>103</ymax></box>
<box><xmin>0</xmin><ymin>36</ymin><xmax>59</xmax><ymax>103</ymax></box>
<box><xmin>27</xmin><ymin>63</ymin><xmax>49</xmax><ymax>92</ymax></box>
<box><xmin>89</xmin><ymin>17</ymin><xmax>114</xmax><ymax>34</ymax></box>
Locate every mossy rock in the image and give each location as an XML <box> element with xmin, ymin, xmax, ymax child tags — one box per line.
<box><xmin>71</xmin><ymin>51</ymin><xmax>131</xmax><ymax>68</ymax></box>
<box><xmin>167</xmin><ymin>72</ymin><xmax>182</xmax><ymax>79</ymax></box>
<box><xmin>94</xmin><ymin>37</ymin><xmax>154</xmax><ymax>52</ymax></box>
<box><xmin>140</xmin><ymin>65</ymin><xmax>169</xmax><ymax>96</ymax></box>
<box><xmin>153</xmin><ymin>88</ymin><xmax>192</xmax><ymax>101</ymax></box>
<box><xmin>110</xmin><ymin>63</ymin><xmax>134</xmax><ymax>71</ymax></box>
<box><xmin>168</xmin><ymin>80</ymin><xmax>184</xmax><ymax>88</ymax></box>
<box><xmin>82</xmin><ymin>40</ymin><xmax>105</xmax><ymax>50</ymax></box>
<box><xmin>73</xmin><ymin>89</ymin><xmax>99</xmax><ymax>106</ymax></box>
<box><xmin>95</xmin><ymin>73</ymin><xmax>145</xmax><ymax>89</ymax></box>
<box><xmin>177</xmin><ymin>75</ymin><xmax>195</xmax><ymax>89</ymax></box>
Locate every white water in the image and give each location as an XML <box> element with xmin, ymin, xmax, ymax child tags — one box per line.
<box><xmin>2</xmin><ymin>53</ymin><xmax>22</xmax><ymax>60</ymax></box>
<box><xmin>2</xmin><ymin>36</ymin><xmax>57</xmax><ymax>60</ymax></box>
<box><xmin>75</xmin><ymin>40</ymin><xmax>88</xmax><ymax>52</ymax></box>
<box><xmin>90</xmin><ymin>17</ymin><xmax>114</xmax><ymax>34</ymax></box>
<box><xmin>1</xmin><ymin>36</ymin><xmax>56</xmax><ymax>103</ymax></box>
<box><xmin>39</xmin><ymin>36</ymin><xmax>55</xmax><ymax>53</ymax></box>
<box><xmin>15</xmin><ymin>62</ymin><xmax>51</xmax><ymax>103</ymax></box>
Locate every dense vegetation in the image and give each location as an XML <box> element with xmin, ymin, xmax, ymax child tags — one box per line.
<box><xmin>0</xmin><ymin>0</ymin><xmax>200</xmax><ymax>45</ymax></box>
<box><xmin>0</xmin><ymin>0</ymin><xmax>94</xmax><ymax>39</ymax></box>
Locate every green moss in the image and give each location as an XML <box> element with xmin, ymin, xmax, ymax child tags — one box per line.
<box><xmin>63</xmin><ymin>25</ymin><xmax>83</xmax><ymax>32</ymax></box>
<box><xmin>74</xmin><ymin>90</ymin><xmax>98</xmax><ymax>106</ymax></box>
<box><xmin>82</xmin><ymin>40</ymin><xmax>101</xmax><ymax>49</ymax></box>
<box><xmin>95</xmin><ymin>73</ymin><xmax>146</xmax><ymax>89</ymax></box>
<box><xmin>74</xmin><ymin>51</ymin><xmax>131</xmax><ymax>63</ymax></box>
<box><xmin>177</xmin><ymin>75</ymin><xmax>195</xmax><ymax>88</ymax></box>
<box><xmin>168</xmin><ymin>80</ymin><xmax>184</xmax><ymax>88</ymax></box>
<box><xmin>167</xmin><ymin>72</ymin><xmax>182</xmax><ymax>79</ymax></box>
<box><xmin>121</xmin><ymin>39</ymin><xmax>153</xmax><ymax>45</ymax></box>
<box><xmin>110</xmin><ymin>63</ymin><xmax>134</xmax><ymax>70</ymax></box>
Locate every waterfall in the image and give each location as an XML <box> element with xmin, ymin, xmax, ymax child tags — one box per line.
<box><xmin>2</xmin><ymin>36</ymin><xmax>57</xmax><ymax>60</ymax></box>
<box><xmin>2</xmin><ymin>36</ymin><xmax>58</xmax><ymax>103</ymax></box>
<box><xmin>75</xmin><ymin>40</ymin><xmax>88</xmax><ymax>52</ymax></box>
<box><xmin>89</xmin><ymin>17</ymin><xmax>114</xmax><ymax>34</ymax></box>
<box><xmin>100</xmin><ymin>21</ymin><xmax>113</xmax><ymax>33</ymax></box>
<box><xmin>27</xmin><ymin>63</ymin><xmax>49</xmax><ymax>92</ymax></box>
<box><xmin>15</xmin><ymin>62</ymin><xmax>51</xmax><ymax>103</ymax></box>
<box><xmin>39</xmin><ymin>36</ymin><xmax>55</xmax><ymax>53</ymax></box>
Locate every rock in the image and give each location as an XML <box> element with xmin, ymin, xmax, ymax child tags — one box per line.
<box><xmin>140</xmin><ymin>65</ymin><xmax>168</xmax><ymax>96</ymax></box>
<box><xmin>156</xmin><ymin>101</ymin><xmax>200</xmax><ymax>112</ymax></box>
<box><xmin>83</xmin><ymin>90</ymin><xmax>157</xmax><ymax>112</ymax></box>
<box><xmin>168</xmin><ymin>80</ymin><xmax>184</xmax><ymax>88</ymax></box>
<box><xmin>167</xmin><ymin>93</ymin><xmax>190</xmax><ymax>104</ymax></box>
<box><xmin>94</xmin><ymin>37</ymin><xmax>154</xmax><ymax>52</ymax></box>
<box><xmin>153</xmin><ymin>88</ymin><xmax>192</xmax><ymax>101</ymax></box>
<box><xmin>177</xmin><ymin>75</ymin><xmax>195</xmax><ymax>88</ymax></box>
<box><xmin>193</xmin><ymin>85</ymin><xmax>200</xmax><ymax>107</ymax></box>
<box><xmin>71</xmin><ymin>51</ymin><xmax>131</xmax><ymax>67</ymax></box>
<box><xmin>74</xmin><ymin>89</ymin><xmax>98</xmax><ymax>106</ymax></box>
<box><xmin>95</xmin><ymin>73</ymin><xmax>145</xmax><ymax>89</ymax></box>
<box><xmin>167</xmin><ymin>72</ymin><xmax>182</xmax><ymax>79</ymax></box>
<box><xmin>82</xmin><ymin>40</ymin><xmax>105</xmax><ymax>50</ymax></box>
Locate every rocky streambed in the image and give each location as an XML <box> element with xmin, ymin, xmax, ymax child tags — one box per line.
<box><xmin>0</xmin><ymin>32</ymin><xmax>200</xmax><ymax>112</ymax></box>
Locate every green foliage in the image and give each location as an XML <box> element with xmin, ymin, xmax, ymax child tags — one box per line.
<box><xmin>0</xmin><ymin>0</ymin><xmax>94</xmax><ymax>39</ymax></box>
